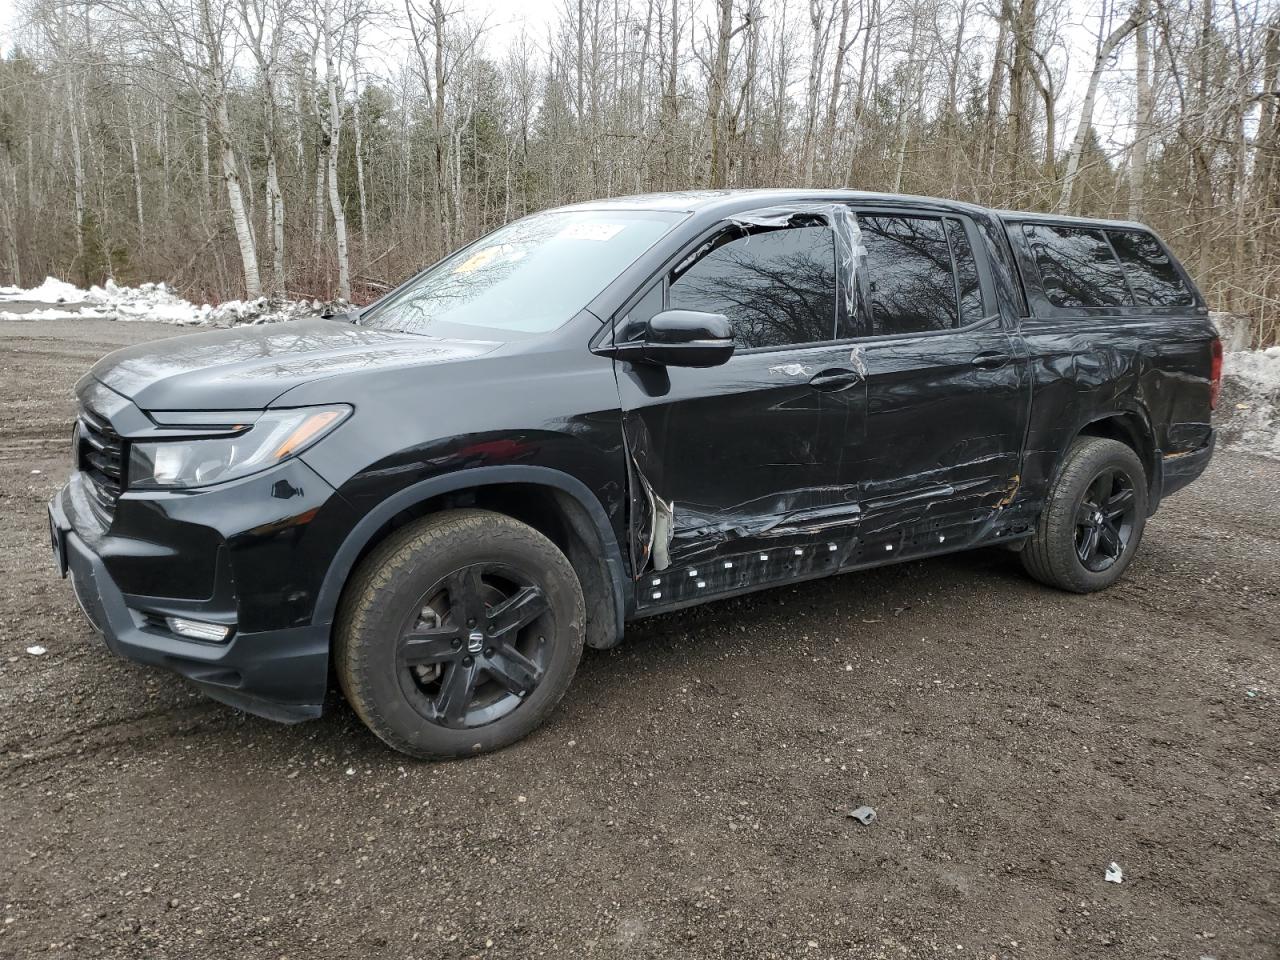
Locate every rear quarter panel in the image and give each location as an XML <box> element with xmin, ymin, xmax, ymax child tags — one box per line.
<box><xmin>1004</xmin><ymin>222</ymin><xmax>1216</xmax><ymax>506</ymax></box>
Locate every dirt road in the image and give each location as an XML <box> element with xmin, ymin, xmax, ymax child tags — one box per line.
<box><xmin>1</xmin><ymin>320</ymin><xmax>1276</xmax><ymax>959</ymax></box>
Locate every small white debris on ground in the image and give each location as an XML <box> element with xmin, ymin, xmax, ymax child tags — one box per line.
<box><xmin>847</xmin><ymin>805</ymin><xmax>877</xmax><ymax>825</ymax></box>
<box><xmin>0</xmin><ymin>276</ymin><xmax>346</xmax><ymax>328</ymax></box>
<box><xmin>1105</xmin><ymin>862</ymin><xmax>1124</xmax><ymax>884</ymax></box>
<box><xmin>25</xmin><ymin>646</ymin><xmax>47</xmax><ymax>656</ymax></box>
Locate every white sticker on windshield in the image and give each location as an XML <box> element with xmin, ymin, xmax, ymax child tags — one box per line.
<box><xmin>557</xmin><ymin>222</ymin><xmax>625</xmax><ymax>242</ymax></box>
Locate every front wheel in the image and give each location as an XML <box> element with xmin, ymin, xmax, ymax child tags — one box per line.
<box><xmin>335</xmin><ymin>509</ymin><xmax>586</xmax><ymax>759</ymax></box>
<box><xmin>1021</xmin><ymin>437</ymin><xmax>1148</xmax><ymax>593</ymax></box>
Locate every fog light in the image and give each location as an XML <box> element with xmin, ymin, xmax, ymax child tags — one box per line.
<box><xmin>165</xmin><ymin>616</ymin><xmax>231</xmax><ymax>642</ymax></box>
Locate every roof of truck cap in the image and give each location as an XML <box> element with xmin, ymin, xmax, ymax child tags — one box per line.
<box><xmin>994</xmin><ymin>208</ymin><xmax>1150</xmax><ymax>230</ymax></box>
<box><xmin>551</xmin><ymin>190</ymin><xmax>1153</xmax><ymax>231</ymax></box>
<box><xmin>551</xmin><ymin>188</ymin><xmax>991</xmax><ymax>216</ymax></box>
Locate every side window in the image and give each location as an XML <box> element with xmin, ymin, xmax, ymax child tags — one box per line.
<box><xmin>1106</xmin><ymin>230</ymin><xmax>1195</xmax><ymax>307</ymax></box>
<box><xmin>945</xmin><ymin>217</ymin><xmax>984</xmax><ymax>325</ymax></box>
<box><xmin>858</xmin><ymin>215</ymin><xmax>958</xmax><ymax>335</ymax></box>
<box><xmin>669</xmin><ymin>224</ymin><xmax>837</xmax><ymax>349</ymax></box>
<box><xmin>1022</xmin><ymin>224</ymin><xmax>1133</xmax><ymax>309</ymax></box>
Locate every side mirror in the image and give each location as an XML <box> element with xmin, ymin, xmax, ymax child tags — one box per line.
<box><xmin>607</xmin><ymin>310</ymin><xmax>735</xmax><ymax>368</ymax></box>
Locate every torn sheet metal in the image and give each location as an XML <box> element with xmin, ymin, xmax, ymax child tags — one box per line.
<box><xmin>726</xmin><ymin>203</ymin><xmax>866</xmax><ymax>316</ymax></box>
<box><xmin>670</xmin><ymin>486</ymin><xmax>863</xmax><ymax>558</ymax></box>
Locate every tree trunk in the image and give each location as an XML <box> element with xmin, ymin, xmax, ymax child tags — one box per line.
<box><xmin>1057</xmin><ymin>9</ymin><xmax>1141</xmax><ymax>213</ymax></box>
<box><xmin>352</xmin><ymin>59</ymin><xmax>369</xmax><ymax>254</ymax></box>
<box><xmin>265</xmin><ymin>148</ymin><xmax>285</xmax><ymax>296</ymax></box>
<box><xmin>200</xmin><ymin>0</ymin><xmax>260</xmax><ymax>297</ymax></box>
<box><xmin>822</xmin><ymin>0</ymin><xmax>852</xmax><ymax>183</ymax></box>
<box><xmin>1129</xmin><ymin>0</ymin><xmax>1152</xmax><ymax>220</ymax></box>
<box><xmin>313</xmin><ymin>135</ymin><xmax>327</xmax><ymax>262</ymax></box>
<box><xmin>432</xmin><ymin>0</ymin><xmax>450</xmax><ymax>251</ymax></box>
<box><xmin>215</xmin><ymin>95</ymin><xmax>262</xmax><ymax>297</ymax></box>
<box><xmin>662</xmin><ymin>0</ymin><xmax>679</xmax><ymax>189</ymax></box>
<box><xmin>980</xmin><ymin>0</ymin><xmax>1011</xmax><ymax>187</ymax></box>
<box><xmin>67</xmin><ymin>83</ymin><xmax>86</xmax><ymax>272</ymax></box>
<box><xmin>126</xmin><ymin>100</ymin><xmax>145</xmax><ymax>240</ymax></box>
<box><xmin>1007</xmin><ymin>0</ymin><xmax>1038</xmax><ymax>194</ymax></box>
<box><xmin>1</xmin><ymin>155</ymin><xmax>20</xmax><ymax>286</ymax></box>
<box><xmin>801</xmin><ymin>0</ymin><xmax>832</xmax><ymax>184</ymax></box>
<box><xmin>706</xmin><ymin>0</ymin><xmax>734</xmax><ymax>188</ymax></box>
<box><xmin>199</xmin><ymin>112</ymin><xmax>211</xmax><ymax>222</ymax></box>
<box><xmin>323</xmin><ymin>9</ymin><xmax>351</xmax><ymax>302</ymax></box>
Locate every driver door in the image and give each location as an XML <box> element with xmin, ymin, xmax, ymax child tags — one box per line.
<box><xmin>613</xmin><ymin>220</ymin><xmax>866</xmax><ymax>609</ymax></box>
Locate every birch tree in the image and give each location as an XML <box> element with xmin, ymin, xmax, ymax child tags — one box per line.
<box><xmin>1057</xmin><ymin>4</ymin><xmax>1142</xmax><ymax>213</ymax></box>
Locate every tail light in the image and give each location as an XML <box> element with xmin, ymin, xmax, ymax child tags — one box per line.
<box><xmin>1209</xmin><ymin>337</ymin><xmax>1223</xmax><ymax>410</ymax></box>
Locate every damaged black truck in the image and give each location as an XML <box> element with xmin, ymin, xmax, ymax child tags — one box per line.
<box><xmin>49</xmin><ymin>190</ymin><xmax>1220</xmax><ymax>758</ymax></box>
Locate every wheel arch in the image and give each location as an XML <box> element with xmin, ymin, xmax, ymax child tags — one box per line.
<box><xmin>314</xmin><ymin>467</ymin><xmax>628</xmax><ymax>650</ymax></box>
<box><xmin>1072</xmin><ymin>409</ymin><xmax>1157</xmax><ymax>502</ymax></box>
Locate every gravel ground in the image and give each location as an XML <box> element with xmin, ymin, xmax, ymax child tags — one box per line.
<box><xmin>1</xmin><ymin>319</ymin><xmax>1276</xmax><ymax>960</ymax></box>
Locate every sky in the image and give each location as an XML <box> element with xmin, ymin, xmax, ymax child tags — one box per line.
<box><xmin>0</xmin><ymin>0</ymin><xmax>16</xmax><ymax>54</ymax></box>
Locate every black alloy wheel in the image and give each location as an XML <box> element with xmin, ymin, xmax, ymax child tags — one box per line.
<box><xmin>397</xmin><ymin>563</ymin><xmax>553</xmax><ymax>729</ymax></box>
<box><xmin>1020</xmin><ymin>436</ymin><xmax>1149</xmax><ymax>593</ymax></box>
<box><xmin>335</xmin><ymin>509</ymin><xmax>586</xmax><ymax>759</ymax></box>
<box><xmin>1073</xmin><ymin>467</ymin><xmax>1138</xmax><ymax>573</ymax></box>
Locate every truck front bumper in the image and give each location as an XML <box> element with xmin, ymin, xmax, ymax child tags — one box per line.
<box><xmin>48</xmin><ymin>474</ymin><xmax>334</xmax><ymax>723</ymax></box>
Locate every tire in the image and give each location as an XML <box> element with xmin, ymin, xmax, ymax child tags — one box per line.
<box><xmin>1020</xmin><ymin>437</ymin><xmax>1148</xmax><ymax>594</ymax></box>
<box><xmin>334</xmin><ymin>509</ymin><xmax>586</xmax><ymax>759</ymax></box>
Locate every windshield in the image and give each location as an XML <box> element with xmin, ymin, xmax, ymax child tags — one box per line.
<box><xmin>360</xmin><ymin>209</ymin><xmax>684</xmax><ymax>337</ymax></box>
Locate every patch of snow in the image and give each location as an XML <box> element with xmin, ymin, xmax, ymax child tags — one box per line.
<box><xmin>0</xmin><ymin>276</ymin><xmax>87</xmax><ymax>303</ymax></box>
<box><xmin>0</xmin><ymin>276</ymin><xmax>347</xmax><ymax>327</ymax></box>
<box><xmin>1218</xmin><ymin>348</ymin><xmax>1280</xmax><ymax>460</ymax></box>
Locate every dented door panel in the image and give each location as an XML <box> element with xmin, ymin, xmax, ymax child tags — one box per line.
<box><xmin>843</xmin><ymin>321</ymin><xmax>1033</xmax><ymax>546</ymax></box>
<box><xmin>619</xmin><ymin>341</ymin><xmax>865</xmax><ymax>582</ymax></box>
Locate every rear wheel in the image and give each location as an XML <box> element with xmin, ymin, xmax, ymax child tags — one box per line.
<box><xmin>335</xmin><ymin>509</ymin><xmax>585</xmax><ymax>759</ymax></box>
<box><xmin>1021</xmin><ymin>437</ymin><xmax>1148</xmax><ymax>593</ymax></box>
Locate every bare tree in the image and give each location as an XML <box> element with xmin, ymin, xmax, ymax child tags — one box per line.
<box><xmin>0</xmin><ymin>0</ymin><xmax>1274</xmax><ymax>337</ymax></box>
<box><xmin>1057</xmin><ymin>3</ymin><xmax>1142</xmax><ymax>213</ymax></box>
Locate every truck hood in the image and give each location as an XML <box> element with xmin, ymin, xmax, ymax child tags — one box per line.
<box><xmin>86</xmin><ymin>319</ymin><xmax>501</xmax><ymax>411</ymax></box>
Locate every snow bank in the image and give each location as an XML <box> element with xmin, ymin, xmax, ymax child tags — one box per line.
<box><xmin>0</xmin><ymin>276</ymin><xmax>346</xmax><ymax>327</ymax></box>
<box><xmin>1219</xmin><ymin>347</ymin><xmax>1280</xmax><ymax>460</ymax></box>
<box><xmin>0</xmin><ymin>276</ymin><xmax>87</xmax><ymax>303</ymax></box>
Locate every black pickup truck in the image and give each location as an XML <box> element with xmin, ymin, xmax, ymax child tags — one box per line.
<box><xmin>49</xmin><ymin>190</ymin><xmax>1219</xmax><ymax>758</ymax></box>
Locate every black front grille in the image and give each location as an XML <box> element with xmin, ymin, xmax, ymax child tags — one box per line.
<box><xmin>77</xmin><ymin>406</ymin><xmax>124</xmax><ymax>515</ymax></box>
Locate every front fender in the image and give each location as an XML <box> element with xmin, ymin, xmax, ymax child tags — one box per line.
<box><xmin>308</xmin><ymin>465</ymin><xmax>628</xmax><ymax>639</ymax></box>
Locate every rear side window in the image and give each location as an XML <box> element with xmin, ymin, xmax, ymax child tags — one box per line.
<box><xmin>1022</xmin><ymin>224</ymin><xmax>1133</xmax><ymax>309</ymax></box>
<box><xmin>1106</xmin><ymin>230</ymin><xmax>1195</xmax><ymax>307</ymax></box>
<box><xmin>858</xmin><ymin>215</ymin><xmax>958</xmax><ymax>335</ymax></box>
<box><xmin>669</xmin><ymin>224</ymin><xmax>837</xmax><ymax>349</ymax></box>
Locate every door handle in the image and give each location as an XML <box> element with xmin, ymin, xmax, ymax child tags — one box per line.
<box><xmin>808</xmin><ymin>368</ymin><xmax>864</xmax><ymax>392</ymax></box>
<box><xmin>971</xmin><ymin>352</ymin><xmax>1010</xmax><ymax>369</ymax></box>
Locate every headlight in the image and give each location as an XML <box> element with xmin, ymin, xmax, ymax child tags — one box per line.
<box><xmin>128</xmin><ymin>405</ymin><xmax>351</xmax><ymax>489</ymax></box>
